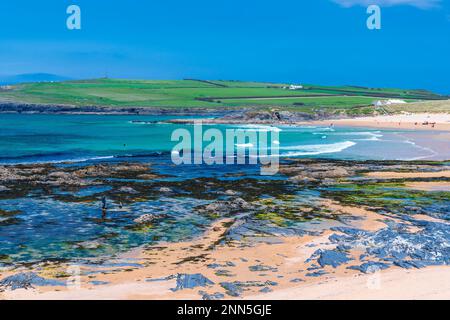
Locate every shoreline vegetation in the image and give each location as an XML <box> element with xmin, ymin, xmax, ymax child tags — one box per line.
<box><xmin>0</xmin><ymin>159</ymin><xmax>449</xmax><ymax>299</ymax></box>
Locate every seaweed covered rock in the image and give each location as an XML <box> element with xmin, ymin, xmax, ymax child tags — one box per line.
<box><xmin>73</xmin><ymin>163</ymin><xmax>151</xmax><ymax>179</ymax></box>
<box><xmin>134</xmin><ymin>214</ymin><xmax>157</xmax><ymax>224</ymax></box>
<box><xmin>289</xmin><ymin>167</ymin><xmax>351</xmax><ymax>182</ymax></box>
<box><xmin>159</xmin><ymin>187</ymin><xmax>173</xmax><ymax>193</ymax></box>
<box><xmin>198</xmin><ymin>197</ymin><xmax>253</xmax><ymax>216</ymax></box>
<box><xmin>117</xmin><ymin>186</ymin><xmax>139</xmax><ymax>194</ymax></box>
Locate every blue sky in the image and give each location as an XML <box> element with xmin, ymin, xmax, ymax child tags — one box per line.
<box><xmin>0</xmin><ymin>0</ymin><xmax>449</xmax><ymax>93</ymax></box>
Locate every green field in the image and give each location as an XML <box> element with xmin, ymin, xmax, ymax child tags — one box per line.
<box><xmin>0</xmin><ymin>78</ymin><xmax>447</xmax><ymax>114</ymax></box>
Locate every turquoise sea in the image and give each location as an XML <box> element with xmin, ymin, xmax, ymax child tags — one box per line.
<box><xmin>0</xmin><ymin>114</ymin><xmax>438</xmax><ymax>164</ymax></box>
<box><xmin>0</xmin><ymin>114</ymin><xmax>441</xmax><ymax>265</ymax></box>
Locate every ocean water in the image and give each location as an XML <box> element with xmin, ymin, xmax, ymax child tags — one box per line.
<box><xmin>0</xmin><ymin>114</ymin><xmax>441</xmax><ymax>265</ymax></box>
<box><xmin>0</xmin><ymin>114</ymin><xmax>438</xmax><ymax>164</ymax></box>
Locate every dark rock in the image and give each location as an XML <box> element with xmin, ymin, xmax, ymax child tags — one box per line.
<box><xmin>171</xmin><ymin>273</ymin><xmax>214</xmax><ymax>291</ymax></box>
<box><xmin>347</xmin><ymin>262</ymin><xmax>390</xmax><ymax>274</ymax></box>
<box><xmin>89</xmin><ymin>280</ymin><xmax>110</xmax><ymax>286</ymax></box>
<box><xmin>220</xmin><ymin>280</ymin><xmax>278</xmax><ymax>297</ymax></box>
<box><xmin>316</xmin><ymin>250</ymin><xmax>352</xmax><ymax>268</ymax></box>
<box><xmin>249</xmin><ymin>265</ymin><xmax>278</xmax><ymax>272</ymax></box>
<box><xmin>215</xmin><ymin>270</ymin><xmax>234</xmax><ymax>277</ymax></box>
<box><xmin>0</xmin><ymin>272</ymin><xmax>65</xmax><ymax>291</ymax></box>
<box><xmin>76</xmin><ymin>240</ymin><xmax>103</xmax><ymax>250</ymax></box>
<box><xmin>117</xmin><ymin>187</ymin><xmax>139</xmax><ymax>194</ymax></box>
<box><xmin>305</xmin><ymin>270</ymin><xmax>328</xmax><ymax>277</ymax></box>
<box><xmin>198</xmin><ymin>197</ymin><xmax>252</xmax><ymax>216</ymax></box>
<box><xmin>224</xmin><ymin>189</ymin><xmax>239</xmax><ymax>196</ymax></box>
<box><xmin>134</xmin><ymin>214</ymin><xmax>156</xmax><ymax>224</ymax></box>
<box><xmin>198</xmin><ymin>290</ymin><xmax>225</xmax><ymax>300</ymax></box>
<box><xmin>220</xmin><ymin>282</ymin><xmax>243</xmax><ymax>297</ymax></box>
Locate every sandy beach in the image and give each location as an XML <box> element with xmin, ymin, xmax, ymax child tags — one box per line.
<box><xmin>307</xmin><ymin>113</ymin><xmax>450</xmax><ymax>160</ymax></box>
<box><xmin>310</xmin><ymin>113</ymin><xmax>450</xmax><ymax>132</ymax></box>
<box><xmin>2</xmin><ymin>163</ymin><xmax>449</xmax><ymax>300</ymax></box>
<box><xmin>3</xmin><ymin>216</ymin><xmax>449</xmax><ymax>300</ymax></box>
<box><xmin>248</xmin><ymin>266</ymin><xmax>450</xmax><ymax>300</ymax></box>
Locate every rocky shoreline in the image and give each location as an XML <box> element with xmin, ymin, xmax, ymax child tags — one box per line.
<box><xmin>0</xmin><ymin>102</ymin><xmax>368</xmax><ymax>121</ymax></box>
<box><xmin>0</xmin><ymin>102</ymin><xmax>233</xmax><ymax>116</ymax></box>
<box><xmin>1</xmin><ymin>158</ymin><xmax>449</xmax><ymax>299</ymax></box>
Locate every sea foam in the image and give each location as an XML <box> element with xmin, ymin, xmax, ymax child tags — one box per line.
<box><xmin>280</xmin><ymin>141</ymin><xmax>356</xmax><ymax>157</ymax></box>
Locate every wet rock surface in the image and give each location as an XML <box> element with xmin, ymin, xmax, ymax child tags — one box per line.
<box><xmin>134</xmin><ymin>214</ymin><xmax>157</xmax><ymax>224</ymax></box>
<box><xmin>329</xmin><ymin>221</ymin><xmax>450</xmax><ymax>269</ymax></box>
<box><xmin>196</xmin><ymin>197</ymin><xmax>253</xmax><ymax>217</ymax></box>
<box><xmin>315</xmin><ymin>249</ymin><xmax>353</xmax><ymax>268</ymax></box>
<box><xmin>0</xmin><ymin>272</ymin><xmax>65</xmax><ymax>291</ymax></box>
<box><xmin>0</xmin><ymin>162</ymin><xmax>159</xmax><ymax>200</ymax></box>
<box><xmin>0</xmin><ymin>158</ymin><xmax>449</xmax><ymax>298</ymax></box>
<box><xmin>249</xmin><ymin>264</ymin><xmax>278</xmax><ymax>272</ymax></box>
<box><xmin>220</xmin><ymin>280</ymin><xmax>278</xmax><ymax>297</ymax></box>
<box><xmin>198</xmin><ymin>290</ymin><xmax>225</xmax><ymax>300</ymax></box>
<box><xmin>171</xmin><ymin>273</ymin><xmax>214</xmax><ymax>291</ymax></box>
<box><xmin>280</xmin><ymin>158</ymin><xmax>450</xmax><ymax>186</ymax></box>
<box><xmin>348</xmin><ymin>262</ymin><xmax>390</xmax><ymax>274</ymax></box>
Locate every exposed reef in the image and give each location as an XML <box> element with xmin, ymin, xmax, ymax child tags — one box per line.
<box><xmin>0</xmin><ymin>158</ymin><xmax>449</xmax><ymax>299</ymax></box>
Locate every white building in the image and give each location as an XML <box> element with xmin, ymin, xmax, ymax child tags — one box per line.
<box><xmin>374</xmin><ymin>99</ymin><xmax>407</xmax><ymax>107</ymax></box>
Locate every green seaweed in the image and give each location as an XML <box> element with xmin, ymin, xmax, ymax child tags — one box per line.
<box><xmin>323</xmin><ymin>180</ymin><xmax>450</xmax><ymax>215</ymax></box>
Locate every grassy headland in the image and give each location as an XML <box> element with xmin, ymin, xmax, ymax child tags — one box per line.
<box><xmin>0</xmin><ymin>78</ymin><xmax>448</xmax><ymax>116</ymax></box>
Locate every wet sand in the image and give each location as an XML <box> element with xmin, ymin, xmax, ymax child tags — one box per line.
<box><xmin>248</xmin><ymin>266</ymin><xmax>450</xmax><ymax>300</ymax></box>
<box><xmin>306</xmin><ymin>113</ymin><xmax>450</xmax><ymax>160</ymax></box>
<box><xmin>310</xmin><ymin>113</ymin><xmax>450</xmax><ymax>132</ymax></box>
<box><xmin>365</xmin><ymin>170</ymin><xmax>450</xmax><ymax>179</ymax></box>
<box><xmin>405</xmin><ymin>181</ymin><xmax>450</xmax><ymax>192</ymax></box>
<box><xmin>2</xmin><ymin>195</ymin><xmax>449</xmax><ymax>300</ymax></box>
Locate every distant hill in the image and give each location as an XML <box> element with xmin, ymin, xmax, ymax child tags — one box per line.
<box><xmin>0</xmin><ymin>78</ymin><xmax>447</xmax><ymax>116</ymax></box>
<box><xmin>0</xmin><ymin>73</ymin><xmax>70</xmax><ymax>85</ymax></box>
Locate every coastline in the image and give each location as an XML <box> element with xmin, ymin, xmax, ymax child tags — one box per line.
<box><xmin>0</xmin><ymin>109</ymin><xmax>449</xmax><ymax>300</ymax></box>
<box><xmin>308</xmin><ymin>113</ymin><xmax>450</xmax><ymax>132</ymax></box>
<box><xmin>0</xmin><ymin>102</ymin><xmax>235</xmax><ymax>115</ymax></box>
<box><xmin>1</xmin><ymin>161</ymin><xmax>449</xmax><ymax>300</ymax></box>
<box><xmin>307</xmin><ymin>113</ymin><xmax>450</xmax><ymax>161</ymax></box>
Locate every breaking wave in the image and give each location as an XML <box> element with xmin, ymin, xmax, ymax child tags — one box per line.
<box><xmin>314</xmin><ymin>131</ymin><xmax>383</xmax><ymax>141</ymax></box>
<box><xmin>238</xmin><ymin>124</ymin><xmax>282</xmax><ymax>133</ymax></box>
<box><xmin>280</xmin><ymin>141</ymin><xmax>356</xmax><ymax>157</ymax></box>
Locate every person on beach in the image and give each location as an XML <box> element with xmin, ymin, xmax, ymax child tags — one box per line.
<box><xmin>101</xmin><ymin>196</ymin><xmax>107</xmax><ymax>218</ymax></box>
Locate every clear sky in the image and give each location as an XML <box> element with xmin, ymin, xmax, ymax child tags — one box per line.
<box><xmin>1</xmin><ymin>0</ymin><xmax>449</xmax><ymax>93</ymax></box>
